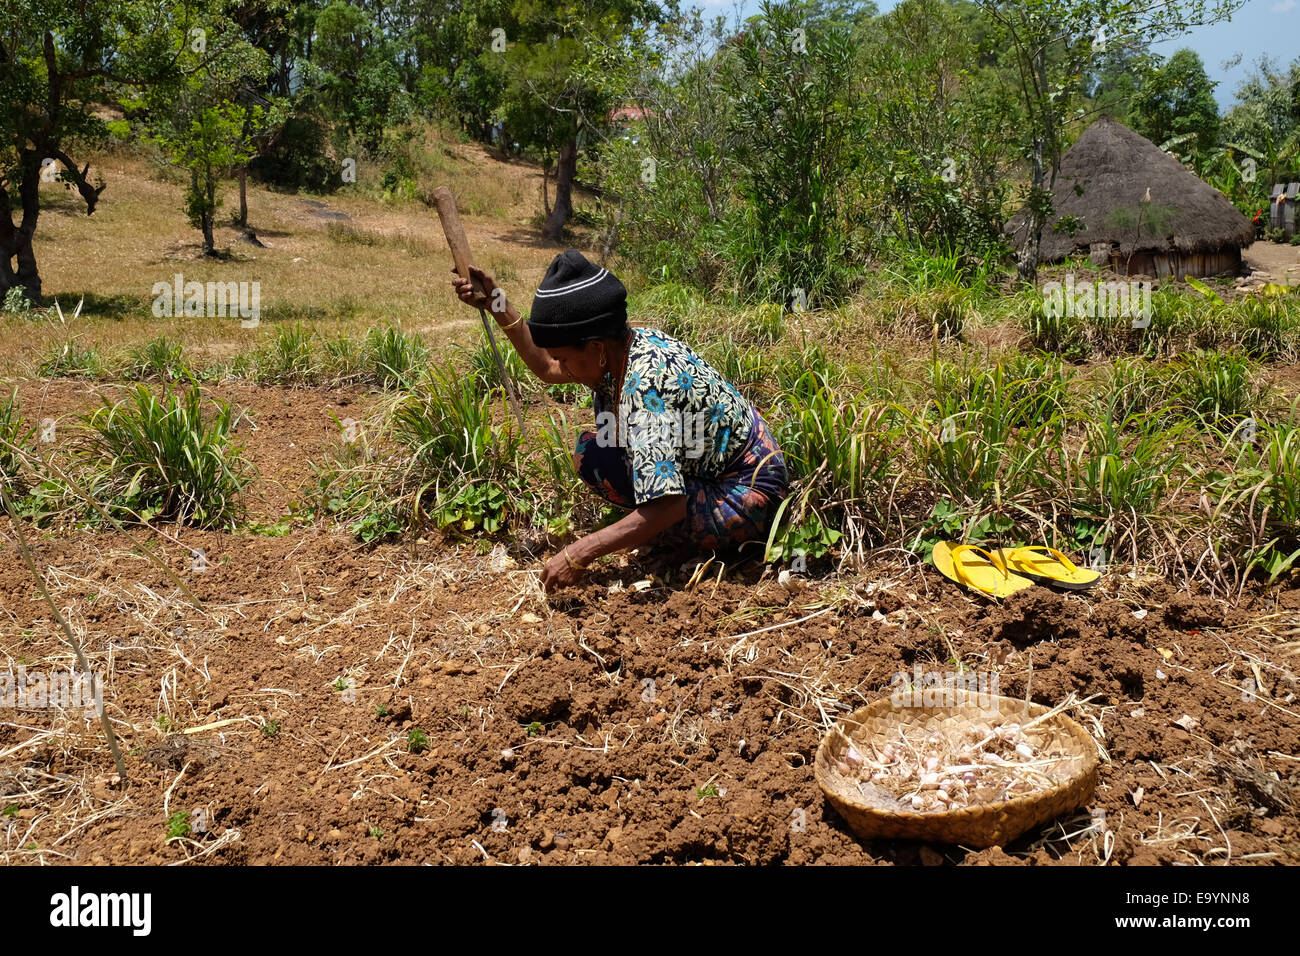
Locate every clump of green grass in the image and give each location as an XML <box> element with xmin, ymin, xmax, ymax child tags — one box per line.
<box><xmin>254</xmin><ymin>323</ymin><xmax>320</xmax><ymax>385</ymax></box>
<box><xmin>631</xmin><ymin>282</ymin><xmax>703</xmax><ymax>340</ymax></box>
<box><xmin>701</xmin><ymin>339</ymin><xmax>768</xmax><ymax>401</ymax></box>
<box><xmin>38</xmin><ymin>339</ymin><xmax>106</xmax><ymax>378</ymax></box>
<box><xmin>1234</xmin><ymin>292</ymin><xmax>1300</xmax><ymax>361</ymax></box>
<box><xmin>1088</xmin><ymin>357</ymin><xmax>1173</xmax><ymax>424</ymax></box>
<box><xmin>1168</xmin><ymin>349</ymin><xmax>1268</xmax><ymax>434</ymax></box>
<box><xmin>320</xmin><ymin>333</ymin><xmax>366</xmax><ymax>384</ymax></box>
<box><xmin>121</xmin><ymin>335</ymin><xmax>192</xmax><ymax>383</ymax></box>
<box><xmin>76</xmin><ymin>385</ymin><xmax>253</xmax><ymax>528</ymax></box>
<box><xmin>316</xmin><ymin>361</ymin><xmax>527</xmax><ymax>539</ymax></box>
<box><xmin>0</xmin><ymin>389</ymin><xmax>34</xmax><ymax>497</ymax></box>
<box><xmin>1214</xmin><ymin>402</ymin><xmax>1300</xmax><ymax>580</ymax></box>
<box><xmin>772</xmin><ymin>343</ymin><xmax>839</xmax><ymax>400</ymax></box>
<box><xmin>739</xmin><ymin>301</ymin><xmax>784</xmax><ymax>347</ymax></box>
<box><xmin>1024</xmin><ymin>301</ymin><xmax>1087</xmax><ymax>359</ymax></box>
<box><xmin>390</xmin><ymin>363</ymin><xmax>524</xmax><ymax>532</ymax></box>
<box><xmin>768</xmin><ymin>379</ymin><xmax>905</xmax><ymax>561</ymax></box>
<box><xmin>1060</xmin><ymin>409</ymin><xmax>1195</xmax><ymax>559</ymax></box>
<box><xmin>365</xmin><ymin>325</ymin><xmax>428</xmax><ymax>389</ymax></box>
<box><xmin>466</xmin><ymin>338</ymin><xmax>529</xmax><ymax>395</ymax></box>
<box><xmin>994</xmin><ymin>351</ymin><xmax>1071</xmax><ymax>429</ymax></box>
<box><xmin>912</xmin><ymin>358</ymin><xmax>1061</xmax><ymax>510</ymax></box>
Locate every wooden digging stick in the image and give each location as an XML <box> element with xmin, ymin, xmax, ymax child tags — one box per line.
<box><xmin>433</xmin><ymin>186</ymin><xmax>526</xmax><ymax>431</ymax></box>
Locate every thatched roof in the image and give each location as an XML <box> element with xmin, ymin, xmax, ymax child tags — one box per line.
<box><xmin>1005</xmin><ymin>116</ymin><xmax>1253</xmax><ymax>261</ymax></box>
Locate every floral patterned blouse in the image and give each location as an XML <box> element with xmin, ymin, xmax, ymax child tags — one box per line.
<box><xmin>591</xmin><ymin>327</ymin><xmax>753</xmax><ymax>504</ymax></box>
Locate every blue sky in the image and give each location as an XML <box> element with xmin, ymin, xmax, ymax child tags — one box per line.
<box><xmin>686</xmin><ymin>0</ymin><xmax>1296</xmax><ymax>109</ymax></box>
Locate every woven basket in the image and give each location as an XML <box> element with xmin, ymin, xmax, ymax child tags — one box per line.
<box><xmin>815</xmin><ymin>694</ymin><xmax>1099</xmax><ymax>848</ymax></box>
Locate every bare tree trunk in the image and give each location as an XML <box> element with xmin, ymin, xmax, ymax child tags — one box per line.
<box><xmin>541</xmin><ymin>158</ymin><xmax>551</xmax><ymax>218</ymax></box>
<box><xmin>1016</xmin><ymin>138</ymin><xmax>1045</xmax><ymax>284</ymax></box>
<box><xmin>196</xmin><ymin>168</ymin><xmax>216</xmax><ymax>256</ymax></box>
<box><xmin>1016</xmin><ymin>48</ymin><xmax>1057</xmax><ymax>286</ymax></box>
<box><xmin>542</xmin><ymin>135</ymin><xmax>577</xmax><ymax>241</ymax></box>
<box><xmin>237</xmin><ymin>165</ymin><xmax>249</xmax><ymax>229</ymax></box>
<box><xmin>1</xmin><ymin>155</ymin><xmax>44</xmax><ymax>299</ymax></box>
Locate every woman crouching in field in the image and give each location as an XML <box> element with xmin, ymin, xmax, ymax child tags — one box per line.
<box><xmin>452</xmin><ymin>250</ymin><xmax>789</xmax><ymax>593</ymax></box>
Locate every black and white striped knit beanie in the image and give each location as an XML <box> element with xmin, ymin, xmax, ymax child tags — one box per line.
<box><xmin>527</xmin><ymin>250</ymin><xmax>628</xmax><ymax>348</ymax></box>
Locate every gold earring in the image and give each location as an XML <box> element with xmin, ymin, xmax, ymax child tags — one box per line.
<box><xmin>600</xmin><ymin>349</ymin><xmax>607</xmax><ymax>369</ymax></box>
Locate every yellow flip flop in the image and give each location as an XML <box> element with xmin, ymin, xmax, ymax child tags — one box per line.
<box><xmin>933</xmin><ymin>542</ymin><xmax>1035</xmax><ymax>598</ymax></box>
<box><xmin>993</xmin><ymin>545</ymin><xmax>1101</xmax><ymax>591</ymax></box>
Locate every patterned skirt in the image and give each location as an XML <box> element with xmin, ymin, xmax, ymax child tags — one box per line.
<box><xmin>573</xmin><ymin>406</ymin><xmax>789</xmax><ymax>553</ymax></box>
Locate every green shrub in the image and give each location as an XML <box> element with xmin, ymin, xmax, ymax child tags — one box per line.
<box><xmin>2</xmin><ymin>286</ymin><xmax>32</xmax><ymax>315</ymax></box>
<box><xmin>76</xmin><ymin>385</ymin><xmax>253</xmax><ymax>527</ymax></box>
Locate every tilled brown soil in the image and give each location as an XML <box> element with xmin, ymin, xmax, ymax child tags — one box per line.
<box><xmin>1</xmin><ymin>522</ymin><xmax>1296</xmax><ymax>866</ymax></box>
<box><xmin>2</xmin><ymin>373</ymin><xmax>1298</xmax><ymax>865</ymax></box>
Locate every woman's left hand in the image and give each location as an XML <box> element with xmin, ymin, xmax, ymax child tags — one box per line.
<box><xmin>541</xmin><ymin>548</ymin><xmax>585</xmax><ymax>593</ymax></box>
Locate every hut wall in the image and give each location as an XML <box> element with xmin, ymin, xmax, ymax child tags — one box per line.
<box><xmin>1112</xmin><ymin>248</ymin><xmax>1240</xmax><ymax>279</ymax></box>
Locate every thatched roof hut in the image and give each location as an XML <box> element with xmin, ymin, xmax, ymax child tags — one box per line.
<box><xmin>1006</xmin><ymin>116</ymin><xmax>1253</xmax><ymax>278</ymax></box>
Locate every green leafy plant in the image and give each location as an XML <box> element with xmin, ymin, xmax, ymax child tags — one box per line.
<box><xmin>254</xmin><ymin>323</ymin><xmax>319</xmax><ymax>385</ymax></box>
<box><xmin>165</xmin><ymin>810</ymin><xmax>191</xmax><ymax>840</ymax></box>
<box><xmin>1169</xmin><ymin>349</ymin><xmax>1266</xmax><ymax>433</ymax></box>
<box><xmin>121</xmin><ymin>335</ymin><xmax>191</xmax><ymax>383</ymax></box>
<box><xmin>0</xmin><ymin>389</ymin><xmax>35</xmax><ymax>497</ymax></box>
<box><xmin>76</xmin><ymin>385</ymin><xmax>252</xmax><ymax>528</ymax></box>
<box><xmin>407</xmin><ymin>728</ymin><xmax>430</xmax><ymax>753</ymax></box>
<box><xmin>2</xmin><ymin>286</ymin><xmax>32</xmax><ymax>315</ymax></box>
<box><xmin>38</xmin><ymin>339</ymin><xmax>106</xmax><ymax>378</ymax></box>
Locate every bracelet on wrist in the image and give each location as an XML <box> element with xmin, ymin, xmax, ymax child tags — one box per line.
<box><xmin>563</xmin><ymin>546</ymin><xmax>589</xmax><ymax>571</ymax></box>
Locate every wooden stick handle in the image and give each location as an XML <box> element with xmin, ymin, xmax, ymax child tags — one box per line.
<box><xmin>433</xmin><ymin>186</ymin><xmax>486</xmax><ymax>295</ymax></box>
<box><xmin>432</xmin><ymin>185</ymin><xmax>526</xmax><ymax>430</ymax></box>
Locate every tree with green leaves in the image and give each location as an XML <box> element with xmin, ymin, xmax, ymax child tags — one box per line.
<box><xmin>1085</xmin><ymin>34</ymin><xmax>1153</xmax><ymax>126</ymax></box>
<box><xmin>857</xmin><ymin>0</ymin><xmax>1018</xmax><ymax>254</ymax></box>
<box><xmin>493</xmin><ymin>0</ymin><xmax>669</xmax><ymax>240</ymax></box>
<box><xmin>144</xmin><ymin>21</ymin><xmax>274</xmax><ymax>254</ymax></box>
<box><xmin>720</xmin><ymin>0</ymin><xmax>868</xmax><ymax>303</ymax></box>
<box><xmin>1132</xmin><ymin>48</ymin><xmax>1219</xmax><ymax>156</ymax></box>
<box><xmin>0</xmin><ymin>0</ymin><xmax>226</xmax><ymax>299</ymax></box>
<box><xmin>1222</xmin><ymin>54</ymin><xmax>1300</xmax><ymax>169</ymax></box>
<box><xmin>310</xmin><ymin>1</ymin><xmax>412</xmax><ymax>154</ymax></box>
<box><xmin>157</xmin><ymin>104</ymin><xmax>254</xmax><ymax>254</ymax></box>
